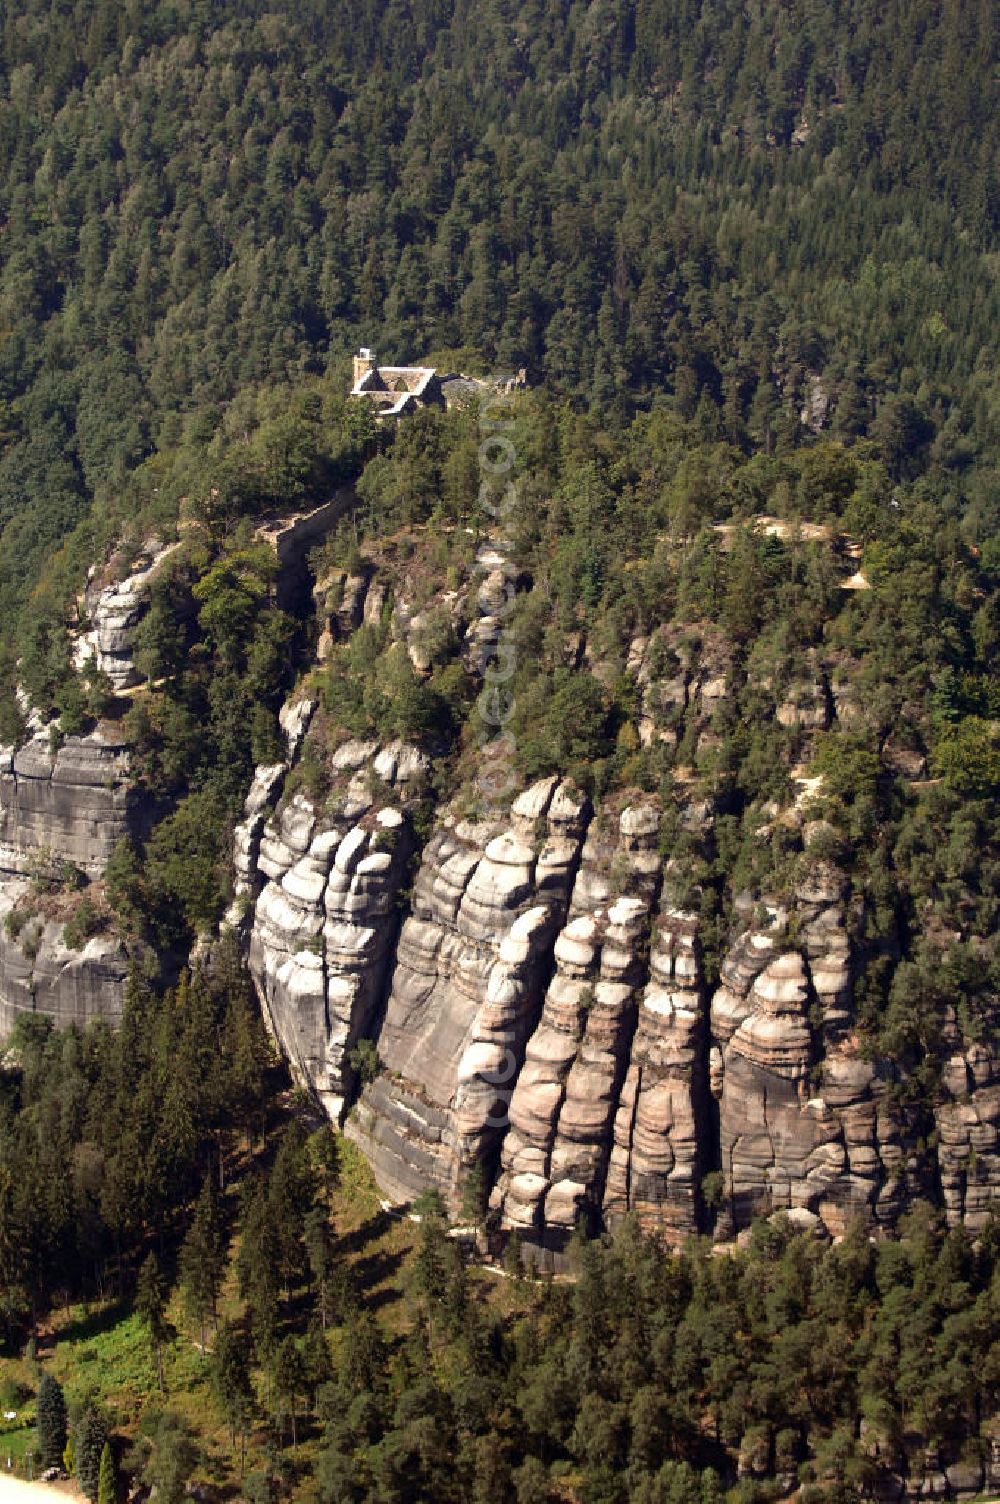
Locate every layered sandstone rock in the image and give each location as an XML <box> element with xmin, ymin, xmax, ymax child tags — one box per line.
<box><xmin>707</xmin><ymin>853</ymin><xmax>926</xmax><ymax>1237</ymax></box>
<box><xmin>631</xmin><ymin>627</ymin><xmax>733</xmax><ymax>751</ymax></box>
<box><xmin>604</xmin><ymin>906</ymin><xmax>707</xmax><ymax>1239</ymax></box>
<box><xmin>0</xmin><ymin>888</ymin><xmax>129</xmax><ymax>1033</ymax></box>
<box><xmin>0</xmin><ymin>730</ymin><xmax>138</xmax><ymax>878</ymax></box>
<box><xmin>713</xmin><ymin>881</ymin><xmax>851</xmax><ymax>1229</ymax></box>
<box><xmin>233</xmin><ymin>559</ymin><xmax>1000</xmax><ymax>1245</ymax></box>
<box><xmin>0</xmin><ymin>728</ymin><xmax>141</xmax><ymax>1033</ymax></box>
<box><xmin>73</xmin><ymin>541</ymin><xmax>183</xmax><ymax>691</ymax></box>
<box><xmin>245</xmin><ymin>733</ymin><xmax>429</xmax><ymax>1118</ymax></box>
<box><xmin>346</xmin><ymin>776</ymin><xmax>588</xmax><ymax>1205</ymax></box>
<box><xmin>491</xmin><ymin>802</ymin><xmax>662</xmax><ymax>1238</ymax></box>
<box><xmin>25</xmin><ymin>508</ymin><xmax>995</xmax><ymax>1250</ymax></box>
<box><xmin>935</xmin><ymin>1040</ymin><xmax>1000</xmax><ymax>1231</ymax></box>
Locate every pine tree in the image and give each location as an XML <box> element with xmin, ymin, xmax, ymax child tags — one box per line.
<box><xmin>267</xmin><ymin>1125</ymin><xmax>313</xmax><ymax>1295</ymax></box>
<box><xmin>220</xmin><ymin>983</ymin><xmax>272</xmax><ymax>1152</ymax></box>
<box><xmin>36</xmin><ymin>1373</ymin><xmax>67</xmax><ymax>1469</ymax></box>
<box><xmin>412</xmin><ymin>1189</ymin><xmax>450</xmax><ymax>1308</ymax></box>
<box><xmin>97</xmin><ymin>1442</ymin><xmax>116</xmax><ymax>1504</ymax></box>
<box><xmin>136</xmin><ymin>1252</ymin><xmax>172</xmax><ymax>1394</ymax></box>
<box><xmin>75</xmin><ymin>1404</ymin><xmax>108</xmax><ymax>1503</ymax></box>
<box><xmin>179</xmin><ymin>1177</ymin><xmax>226</xmax><ymax>1347</ymax></box>
<box><xmin>237</xmin><ymin>1178</ymin><xmax>282</xmax><ymax>1322</ymax></box>
<box><xmin>303</xmin><ymin>1204</ymin><xmax>336</xmax><ymax>1332</ymax></box>
<box><xmin>300</xmin><ymin>1321</ymin><xmax>333</xmax><ymax>1400</ymax></box>
<box><xmin>459</xmin><ymin>1162</ymin><xmax>486</xmax><ymax>1228</ymax></box>
<box><xmin>273</xmin><ymin>1336</ymin><xmax>307</xmax><ymax>1450</ymax></box>
<box><xmin>504</xmin><ymin>1230</ymin><xmax>525</xmax><ymax>1281</ymax></box>
<box><xmin>307</xmin><ymin>1127</ymin><xmax>340</xmax><ymax>1208</ymax></box>
<box><xmin>210</xmin><ymin>1322</ymin><xmax>255</xmax><ymax>1475</ymax></box>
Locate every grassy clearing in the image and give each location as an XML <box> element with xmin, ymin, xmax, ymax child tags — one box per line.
<box><xmin>0</xmin><ymin>1414</ymin><xmax>38</xmax><ymax>1473</ymax></box>
<box><xmin>0</xmin><ymin>1132</ymin><xmax>424</xmax><ymax>1495</ymax></box>
<box><xmin>0</xmin><ymin>1130</ymin><xmax>539</xmax><ymax>1498</ymax></box>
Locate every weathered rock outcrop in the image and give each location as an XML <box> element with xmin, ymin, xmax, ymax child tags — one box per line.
<box><xmin>707</xmin><ymin>847</ymin><xmax>945</xmax><ymax>1239</ymax></box>
<box><xmin>242</xmin><ymin>657</ymin><xmax>996</xmax><ymax>1250</ymax></box>
<box><xmin>0</xmin><ymin>728</ymin><xmax>140</xmax><ymax>1034</ymax></box>
<box><xmin>491</xmin><ymin>802</ymin><xmax>663</xmax><ymax>1240</ymax></box>
<box><xmin>16</xmin><ymin>504</ymin><xmax>993</xmax><ymax>1251</ymax></box>
<box><xmin>0</xmin><ymin>890</ymin><xmax>129</xmax><ymax>1033</ymax></box>
<box><xmin>934</xmin><ymin>1035</ymin><xmax>1000</xmax><ymax>1232</ymax></box>
<box><xmin>74</xmin><ymin>541</ymin><xmax>183</xmax><ymax>691</ymax></box>
<box><xmin>630</xmin><ymin>625</ymin><xmax>733</xmax><ymax>752</ymax></box>
<box><xmin>346</xmin><ymin>776</ymin><xmax>588</xmax><ymax>1204</ymax></box>
<box><xmin>72</xmin><ymin>498</ymin><xmax>353</xmax><ymax>694</ymax></box>
<box><xmin>239</xmin><ymin>713</ymin><xmax>430</xmax><ymax>1119</ymax></box>
<box><xmin>603</xmin><ymin>905</ymin><xmax>707</xmax><ymax>1240</ymax></box>
<box><xmin>0</xmin><ymin>730</ymin><xmax>137</xmax><ymax>877</ymax></box>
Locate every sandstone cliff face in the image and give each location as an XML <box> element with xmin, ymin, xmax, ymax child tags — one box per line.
<box><xmin>74</xmin><ymin>541</ymin><xmax>183</xmax><ymax>691</ymax></box>
<box><xmin>229</xmin><ymin>549</ymin><xmax>999</xmax><ymax>1250</ymax></box>
<box><xmin>341</xmin><ymin>782</ymin><xmax>996</xmax><ymax>1244</ymax></box>
<box><xmin>346</xmin><ymin>775</ymin><xmax>588</xmax><ymax>1204</ymax></box>
<box><xmin>491</xmin><ymin>801</ymin><xmax>663</xmax><ymax>1238</ymax></box>
<box><xmin>0</xmin><ymin>728</ymin><xmax>138</xmax><ymax>1033</ymax></box>
<box><xmin>0</xmin><ymin>501</ymin><xmax>362</xmax><ymax>1042</ymax></box>
<box><xmin>0</xmin><ymin>730</ymin><xmax>136</xmax><ymax>877</ymax></box>
<box><xmin>929</xmin><ymin>1030</ymin><xmax>1000</xmax><ymax>1231</ymax></box>
<box><xmin>704</xmin><ymin>841</ymin><xmax>1000</xmax><ymax>1239</ymax></box>
<box><xmin>236</xmin><ymin>701</ymin><xmax>431</xmax><ymax>1120</ymax></box>
<box><xmin>603</xmin><ymin>904</ymin><xmax>706</xmax><ymax>1239</ymax></box>
<box><xmin>0</xmin><ymin>896</ymin><xmax>129</xmax><ymax>1033</ymax></box>
<box><xmin>10</xmin><ymin>508</ymin><xmax>994</xmax><ymax>1251</ymax></box>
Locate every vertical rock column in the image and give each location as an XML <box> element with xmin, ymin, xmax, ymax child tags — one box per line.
<box><xmin>710</xmin><ymin>857</ymin><xmax>897</xmax><ymax>1236</ymax></box>
<box><xmin>603</xmin><ymin>906</ymin><xmax>706</xmax><ymax>1240</ymax></box>
<box><xmin>493</xmin><ymin>804</ymin><xmax>663</xmax><ymax>1242</ymax></box>
<box><xmin>0</xmin><ymin>729</ymin><xmax>141</xmax><ymax>1033</ymax></box>
<box><xmin>346</xmin><ymin>777</ymin><xmax>588</xmax><ymax>1208</ymax></box>
<box><xmin>935</xmin><ymin>1039</ymin><xmax>1000</xmax><ymax>1232</ymax></box>
<box><xmin>247</xmin><ymin>738</ymin><xmax>427</xmax><ymax>1120</ymax></box>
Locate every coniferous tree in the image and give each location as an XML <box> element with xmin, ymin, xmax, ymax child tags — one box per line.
<box><xmin>179</xmin><ymin>1177</ymin><xmax>226</xmax><ymax>1347</ymax></box>
<box><xmin>210</xmin><ymin>1323</ymin><xmax>256</xmax><ymax>1475</ymax></box>
<box><xmin>36</xmin><ymin>1373</ymin><xmax>68</xmax><ymax>1469</ymax></box>
<box><xmin>459</xmin><ymin>1162</ymin><xmax>486</xmax><ymax>1229</ymax></box>
<box><xmin>74</xmin><ymin>1404</ymin><xmax>108</xmax><ymax>1503</ymax></box>
<box><xmin>303</xmin><ymin>1204</ymin><xmax>337</xmax><ymax>1332</ymax></box>
<box><xmin>274</xmin><ymin>1336</ymin><xmax>307</xmax><ymax>1451</ymax></box>
<box><xmin>136</xmin><ymin>1253</ymin><xmax>172</xmax><ymax>1395</ymax></box>
<box><xmin>267</xmin><ymin>1124</ymin><xmax>313</xmax><ymax>1296</ymax></box>
<box><xmin>96</xmin><ymin>1442</ymin><xmax>117</xmax><ymax>1504</ymax></box>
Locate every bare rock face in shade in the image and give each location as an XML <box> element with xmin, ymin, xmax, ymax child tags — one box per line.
<box><xmin>0</xmin><ymin>729</ymin><xmax>142</xmax><ymax>1033</ymax></box>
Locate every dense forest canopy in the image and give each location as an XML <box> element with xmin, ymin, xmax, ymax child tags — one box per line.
<box><xmin>4</xmin><ymin>995</ymin><xmax>1000</xmax><ymax>1504</ymax></box>
<box><xmin>0</xmin><ymin>0</ymin><xmax>997</xmax><ymax>637</ymax></box>
<box><xmin>0</xmin><ymin>3</ymin><xmax>999</xmax><ymax>1503</ymax></box>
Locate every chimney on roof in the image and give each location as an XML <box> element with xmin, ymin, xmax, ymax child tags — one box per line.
<box><xmin>354</xmin><ymin>347</ymin><xmax>375</xmax><ymax>387</ymax></box>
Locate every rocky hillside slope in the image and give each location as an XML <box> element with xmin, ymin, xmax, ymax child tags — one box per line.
<box><xmin>3</xmin><ymin>404</ymin><xmax>997</xmax><ymax>1256</ymax></box>
<box><xmin>218</xmin><ymin>517</ymin><xmax>1000</xmax><ymax>1255</ymax></box>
